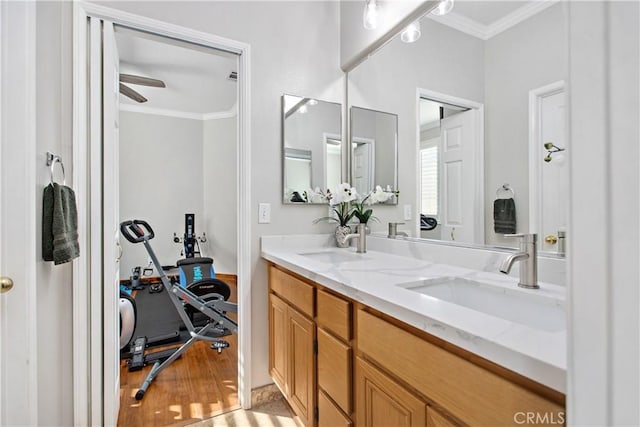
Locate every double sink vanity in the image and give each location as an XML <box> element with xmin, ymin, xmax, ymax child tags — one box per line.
<box><xmin>262</xmin><ymin>234</ymin><xmax>566</xmax><ymax>426</ymax></box>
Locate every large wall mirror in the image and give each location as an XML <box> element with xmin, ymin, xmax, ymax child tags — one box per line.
<box><xmin>282</xmin><ymin>94</ymin><xmax>342</xmax><ymax>204</ymax></box>
<box><xmin>350</xmin><ymin>106</ymin><xmax>398</xmax><ymax>204</ymax></box>
<box><xmin>347</xmin><ymin>1</ymin><xmax>568</xmax><ymax>254</ymax></box>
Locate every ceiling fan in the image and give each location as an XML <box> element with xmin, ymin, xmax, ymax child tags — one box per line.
<box><xmin>119</xmin><ymin>73</ymin><xmax>166</xmax><ymax>103</ymax></box>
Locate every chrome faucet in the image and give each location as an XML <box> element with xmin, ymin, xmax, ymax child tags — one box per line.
<box><xmin>342</xmin><ymin>223</ymin><xmax>367</xmax><ymax>253</ymax></box>
<box><xmin>499</xmin><ymin>233</ymin><xmax>539</xmax><ymax>289</ymax></box>
<box><xmin>388</xmin><ymin>222</ymin><xmax>408</xmax><ymax>238</ymax></box>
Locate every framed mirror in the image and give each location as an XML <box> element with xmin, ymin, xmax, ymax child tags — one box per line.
<box><xmin>282</xmin><ymin>94</ymin><xmax>342</xmax><ymax>204</ymax></box>
<box><xmin>350</xmin><ymin>106</ymin><xmax>398</xmax><ymax>204</ymax></box>
<box><xmin>346</xmin><ymin>1</ymin><xmax>568</xmax><ymax>253</ymax></box>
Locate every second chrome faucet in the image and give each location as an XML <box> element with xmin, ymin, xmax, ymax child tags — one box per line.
<box><xmin>500</xmin><ymin>233</ymin><xmax>539</xmax><ymax>289</ymax></box>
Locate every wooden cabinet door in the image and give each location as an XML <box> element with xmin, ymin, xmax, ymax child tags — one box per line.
<box><xmin>426</xmin><ymin>407</ymin><xmax>460</xmax><ymax>427</ymax></box>
<box><xmin>355</xmin><ymin>357</ymin><xmax>426</xmax><ymax>427</ymax></box>
<box><xmin>318</xmin><ymin>327</ymin><xmax>352</xmax><ymax>413</ymax></box>
<box><xmin>269</xmin><ymin>293</ymin><xmax>288</xmax><ymax>394</ymax></box>
<box><xmin>288</xmin><ymin>306</ymin><xmax>316</xmax><ymax>427</ymax></box>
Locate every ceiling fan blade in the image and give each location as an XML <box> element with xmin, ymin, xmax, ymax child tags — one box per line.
<box><xmin>119</xmin><ymin>83</ymin><xmax>148</xmax><ymax>103</ymax></box>
<box><xmin>120</xmin><ymin>73</ymin><xmax>166</xmax><ymax>88</ymax></box>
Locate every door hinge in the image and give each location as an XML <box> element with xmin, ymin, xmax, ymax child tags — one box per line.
<box><xmin>313</xmin><ymin>339</ymin><xmax>318</xmax><ymax>354</ymax></box>
<box><xmin>314</xmin><ymin>406</ymin><xmax>319</xmax><ymax>421</ymax></box>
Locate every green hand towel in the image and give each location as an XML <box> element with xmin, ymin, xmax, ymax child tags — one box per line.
<box><xmin>494</xmin><ymin>198</ymin><xmax>516</xmax><ymax>234</ymax></box>
<box><xmin>43</xmin><ymin>183</ymin><xmax>79</xmax><ymax>265</ymax></box>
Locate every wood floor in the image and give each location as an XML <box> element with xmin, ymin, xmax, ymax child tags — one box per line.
<box><xmin>118</xmin><ymin>275</ymin><xmax>239</xmax><ymax>427</ymax></box>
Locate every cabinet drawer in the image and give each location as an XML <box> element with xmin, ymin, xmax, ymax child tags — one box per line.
<box><xmin>269</xmin><ymin>265</ymin><xmax>314</xmax><ymax>317</ymax></box>
<box><xmin>318</xmin><ymin>328</ymin><xmax>351</xmax><ymax>414</ymax></box>
<box><xmin>357</xmin><ymin>309</ymin><xmax>564</xmax><ymax>426</ymax></box>
<box><xmin>318</xmin><ymin>389</ymin><xmax>352</xmax><ymax>427</ymax></box>
<box><xmin>317</xmin><ymin>288</ymin><xmax>351</xmax><ymax>341</ymax></box>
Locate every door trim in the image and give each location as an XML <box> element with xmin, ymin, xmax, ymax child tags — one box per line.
<box><xmin>415</xmin><ymin>88</ymin><xmax>484</xmax><ymax>243</ymax></box>
<box><xmin>528</xmin><ymin>80</ymin><xmax>566</xmax><ymax>235</ymax></box>
<box><xmin>0</xmin><ymin>2</ymin><xmax>38</xmax><ymax>425</ymax></box>
<box><xmin>73</xmin><ymin>3</ymin><xmax>252</xmax><ymax>425</ymax></box>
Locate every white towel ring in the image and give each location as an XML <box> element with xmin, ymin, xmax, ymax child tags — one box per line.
<box><xmin>46</xmin><ymin>152</ymin><xmax>66</xmax><ymax>186</ymax></box>
<box><xmin>496</xmin><ymin>183</ymin><xmax>514</xmax><ymax>199</ymax></box>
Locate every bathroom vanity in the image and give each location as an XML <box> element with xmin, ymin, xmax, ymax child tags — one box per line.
<box><xmin>262</xmin><ymin>235</ymin><xmax>566</xmax><ymax>426</ymax></box>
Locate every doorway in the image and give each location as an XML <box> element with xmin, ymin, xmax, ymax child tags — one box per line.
<box><xmin>416</xmin><ymin>89</ymin><xmax>484</xmax><ymax>244</ymax></box>
<box><xmin>73</xmin><ymin>4</ymin><xmax>252</xmax><ymax>426</ymax></box>
<box><xmin>115</xmin><ymin>26</ymin><xmax>240</xmax><ymax>425</ymax></box>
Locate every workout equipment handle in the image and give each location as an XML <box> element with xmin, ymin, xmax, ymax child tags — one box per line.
<box><xmin>120</xmin><ymin>220</ymin><xmax>155</xmax><ymax>243</ymax></box>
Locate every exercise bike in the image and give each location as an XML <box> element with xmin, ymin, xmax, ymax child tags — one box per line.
<box><xmin>120</xmin><ymin>219</ymin><xmax>238</xmax><ymax>400</ymax></box>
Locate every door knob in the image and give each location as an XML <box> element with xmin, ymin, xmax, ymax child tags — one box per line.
<box><xmin>545</xmin><ymin>234</ymin><xmax>558</xmax><ymax>245</ymax></box>
<box><xmin>0</xmin><ymin>276</ymin><xmax>14</xmax><ymax>294</ymax></box>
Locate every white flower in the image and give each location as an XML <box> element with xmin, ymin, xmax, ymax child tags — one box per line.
<box><xmin>368</xmin><ymin>185</ymin><xmax>393</xmax><ymax>204</ymax></box>
<box><xmin>330</xmin><ymin>182</ymin><xmax>358</xmax><ymax>205</ymax></box>
<box><xmin>307</xmin><ymin>187</ymin><xmax>327</xmax><ymax>204</ymax></box>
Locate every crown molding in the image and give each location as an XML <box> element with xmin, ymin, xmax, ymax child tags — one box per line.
<box><xmin>119</xmin><ymin>103</ymin><xmax>237</xmax><ymax>121</ymax></box>
<box><xmin>428</xmin><ymin>0</ymin><xmax>559</xmax><ymax>41</ymax></box>
<box><xmin>485</xmin><ymin>0</ymin><xmax>559</xmax><ymax>39</ymax></box>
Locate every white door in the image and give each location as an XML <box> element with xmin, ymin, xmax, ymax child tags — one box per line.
<box><xmin>101</xmin><ymin>20</ymin><xmax>121</xmax><ymax>427</ymax></box>
<box><xmin>439</xmin><ymin>109</ymin><xmax>477</xmax><ymax>243</ymax></box>
<box><xmin>0</xmin><ymin>2</ymin><xmax>38</xmax><ymax>425</ymax></box>
<box><xmin>353</xmin><ymin>141</ymin><xmax>374</xmax><ymax>195</ymax></box>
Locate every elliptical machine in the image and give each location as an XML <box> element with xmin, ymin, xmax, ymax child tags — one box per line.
<box><xmin>120</xmin><ymin>219</ymin><xmax>238</xmax><ymax>400</ymax></box>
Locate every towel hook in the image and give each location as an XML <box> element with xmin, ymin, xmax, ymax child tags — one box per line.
<box><xmin>46</xmin><ymin>152</ymin><xmax>66</xmax><ymax>186</ymax></box>
<box><xmin>496</xmin><ymin>183</ymin><xmax>515</xmax><ymax>199</ymax></box>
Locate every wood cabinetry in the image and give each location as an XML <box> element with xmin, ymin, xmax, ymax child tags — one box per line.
<box><xmin>268</xmin><ymin>269</ymin><xmax>316</xmax><ymax>427</ymax></box>
<box><xmin>355</xmin><ymin>357</ymin><xmax>426</xmax><ymax>427</ymax></box>
<box><xmin>268</xmin><ymin>263</ymin><xmax>565</xmax><ymax>427</ymax></box>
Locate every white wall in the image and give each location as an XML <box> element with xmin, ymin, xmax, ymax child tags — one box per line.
<box><xmin>567</xmin><ymin>1</ymin><xmax>639</xmax><ymax>425</ymax></box>
<box><xmin>119</xmin><ymin>111</ymin><xmax>204</xmax><ymax>277</ymax></box>
<box><xmin>96</xmin><ymin>0</ymin><xmax>344</xmax><ymax>389</ymax></box>
<box><xmin>484</xmin><ymin>3</ymin><xmax>566</xmax><ymax>246</ymax></box>
<box><xmin>203</xmin><ymin>116</ymin><xmax>238</xmax><ymax>274</ymax></box>
<box><xmin>348</xmin><ymin>19</ymin><xmax>485</xmax><ymax>233</ymax></box>
<box><xmin>34</xmin><ymin>2</ymin><xmax>74</xmax><ymax>425</ymax></box>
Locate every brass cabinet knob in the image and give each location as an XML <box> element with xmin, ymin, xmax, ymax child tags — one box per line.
<box><xmin>545</xmin><ymin>235</ymin><xmax>558</xmax><ymax>245</ymax></box>
<box><xmin>0</xmin><ymin>276</ymin><xmax>14</xmax><ymax>294</ymax></box>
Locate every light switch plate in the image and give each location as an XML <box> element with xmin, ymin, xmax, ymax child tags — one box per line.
<box><xmin>258</xmin><ymin>203</ymin><xmax>271</xmax><ymax>224</ymax></box>
<box><xmin>403</xmin><ymin>204</ymin><xmax>412</xmax><ymax>221</ymax></box>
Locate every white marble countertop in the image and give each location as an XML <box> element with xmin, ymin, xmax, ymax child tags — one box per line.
<box><xmin>261</xmin><ymin>234</ymin><xmax>566</xmax><ymax>393</ymax></box>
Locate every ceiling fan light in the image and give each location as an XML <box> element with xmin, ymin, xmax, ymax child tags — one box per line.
<box><xmin>363</xmin><ymin>0</ymin><xmax>379</xmax><ymax>30</ymax></box>
<box><xmin>401</xmin><ymin>21</ymin><xmax>421</xmax><ymax>43</ymax></box>
<box><xmin>431</xmin><ymin>0</ymin><xmax>454</xmax><ymax>16</ymax></box>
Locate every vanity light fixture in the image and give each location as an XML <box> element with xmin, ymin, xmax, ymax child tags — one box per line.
<box><xmin>363</xmin><ymin>0</ymin><xmax>379</xmax><ymax>30</ymax></box>
<box><xmin>401</xmin><ymin>20</ymin><xmax>421</xmax><ymax>43</ymax></box>
<box><xmin>431</xmin><ymin>0</ymin><xmax>454</xmax><ymax>16</ymax></box>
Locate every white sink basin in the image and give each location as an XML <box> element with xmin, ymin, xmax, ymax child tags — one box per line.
<box><xmin>397</xmin><ymin>277</ymin><xmax>565</xmax><ymax>332</ymax></box>
<box><xmin>299</xmin><ymin>250</ymin><xmax>368</xmax><ymax>264</ymax></box>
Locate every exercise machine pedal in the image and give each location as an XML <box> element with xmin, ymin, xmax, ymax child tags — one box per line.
<box><xmin>128</xmin><ymin>337</ymin><xmax>147</xmax><ymax>371</ymax></box>
<box><xmin>210</xmin><ymin>340</ymin><xmax>230</xmax><ymax>354</ymax></box>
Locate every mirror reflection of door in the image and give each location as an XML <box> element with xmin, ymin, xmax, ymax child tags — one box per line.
<box><xmin>324</xmin><ymin>135</ymin><xmax>342</xmax><ymax>191</ymax></box>
<box><xmin>529</xmin><ymin>83</ymin><xmax>567</xmax><ymax>254</ymax></box>
<box><xmin>352</xmin><ymin>138</ymin><xmax>375</xmax><ymax>196</ymax></box>
<box><xmin>284</xmin><ymin>148</ymin><xmax>312</xmax><ymax>198</ymax></box>
<box><xmin>419</xmin><ymin>98</ymin><xmax>477</xmax><ymax>243</ymax></box>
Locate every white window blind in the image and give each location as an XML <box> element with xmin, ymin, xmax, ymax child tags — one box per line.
<box><xmin>420</xmin><ymin>146</ymin><xmax>438</xmax><ymax>216</ymax></box>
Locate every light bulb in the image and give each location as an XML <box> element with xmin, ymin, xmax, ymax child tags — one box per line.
<box><xmin>363</xmin><ymin>0</ymin><xmax>378</xmax><ymax>30</ymax></box>
<box><xmin>431</xmin><ymin>0</ymin><xmax>454</xmax><ymax>16</ymax></box>
<box><xmin>401</xmin><ymin>21</ymin><xmax>421</xmax><ymax>43</ymax></box>
<box><xmin>299</xmin><ymin>105</ymin><xmax>308</xmax><ymax>114</ymax></box>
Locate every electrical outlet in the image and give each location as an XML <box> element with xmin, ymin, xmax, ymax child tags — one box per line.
<box><xmin>258</xmin><ymin>203</ymin><xmax>271</xmax><ymax>224</ymax></box>
<box><xmin>403</xmin><ymin>204</ymin><xmax>412</xmax><ymax>221</ymax></box>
